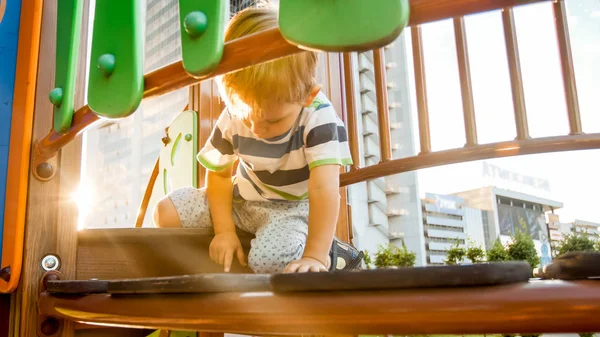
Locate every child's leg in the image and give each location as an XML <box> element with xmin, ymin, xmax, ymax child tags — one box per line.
<box><xmin>154</xmin><ymin>187</ymin><xmax>213</xmax><ymax>228</ymax></box>
<box><xmin>236</xmin><ymin>201</ymin><xmax>364</xmax><ymax>273</ymax></box>
<box><xmin>234</xmin><ymin>201</ymin><xmax>309</xmax><ymax>273</ymax></box>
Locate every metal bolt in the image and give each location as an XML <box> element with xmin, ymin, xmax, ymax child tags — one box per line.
<box><xmin>40</xmin><ymin>317</ymin><xmax>60</xmax><ymax>336</ymax></box>
<box><xmin>0</xmin><ymin>266</ymin><xmax>10</xmax><ymax>282</ymax></box>
<box><xmin>41</xmin><ymin>255</ymin><xmax>60</xmax><ymax>272</ymax></box>
<box><xmin>184</xmin><ymin>133</ymin><xmax>192</xmax><ymax>142</ymax></box>
<box><xmin>36</xmin><ymin>162</ymin><xmax>54</xmax><ymax>179</ymax></box>
<box><xmin>184</xmin><ymin>11</ymin><xmax>208</xmax><ymax>38</ymax></box>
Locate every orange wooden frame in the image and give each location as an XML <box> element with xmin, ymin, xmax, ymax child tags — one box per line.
<box><xmin>0</xmin><ymin>0</ymin><xmax>44</xmax><ymax>294</ymax></box>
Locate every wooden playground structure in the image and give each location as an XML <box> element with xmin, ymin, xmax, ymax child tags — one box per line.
<box><xmin>1</xmin><ymin>0</ymin><xmax>600</xmax><ymax>336</ymax></box>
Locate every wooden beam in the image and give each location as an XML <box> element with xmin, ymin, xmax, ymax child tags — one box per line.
<box><xmin>17</xmin><ymin>0</ymin><xmax>89</xmax><ymax>336</ymax></box>
<box><xmin>38</xmin><ymin>280</ymin><xmax>600</xmax><ymax>335</ymax></box>
<box><xmin>76</xmin><ymin>229</ymin><xmax>253</xmax><ymax>280</ymax></box>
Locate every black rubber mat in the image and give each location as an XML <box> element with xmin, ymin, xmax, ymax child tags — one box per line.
<box><xmin>270</xmin><ymin>261</ymin><xmax>533</xmax><ymax>292</ymax></box>
<box><xmin>46</xmin><ymin>279</ymin><xmax>109</xmax><ymax>294</ymax></box>
<box><xmin>107</xmin><ymin>273</ymin><xmax>272</xmax><ymax>294</ymax></box>
<box><xmin>540</xmin><ymin>252</ymin><xmax>600</xmax><ymax>280</ymax></box>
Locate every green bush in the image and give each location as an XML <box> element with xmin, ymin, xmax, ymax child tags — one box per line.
<box><xmin>555</xmin><ymin>232</ymin><xmax>598</xmax><ymax>256</ymax></box>
<box><xmin>364</xmin><ymin>242</ymin><xmax>417</xmax><ymax>269</ymax></box>
<box><xmin>487</xmin><ymin>238</ymin><xmax>509</xmax><ymax>262</ymax></box>
<box><xmin>507</xmin><ymin>222</ymin><xmax>540</xmax><ymax>269</ymax></box>
<box><xmin>444</xmin><ymin>240</ymin><xmax>466</xmax><ymax>265</ymax></box>
<box><xmin>466</xmin><ymin>240</ymin><xmax>486</xmax><ymax>263</ymax></box>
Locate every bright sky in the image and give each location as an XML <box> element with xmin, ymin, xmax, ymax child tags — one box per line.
<box><xmin>403</xmin><ymin>1</ymin><xmax>600</xmax><ymax>223</ymax></box>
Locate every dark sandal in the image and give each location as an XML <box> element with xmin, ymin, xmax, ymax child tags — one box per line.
<box><xmin>329</xmin><ymin>237</ymin><xmax>364</xmax><ymax>271</ymax></box>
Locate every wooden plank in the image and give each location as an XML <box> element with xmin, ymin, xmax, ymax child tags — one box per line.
<box><xmin>76</xmin><ymin>229</ymin><xmax>253</xmax><ymax>280</ymax></box>
<box><xmin>16</xmin><ymin>0</ymin><xmax>89</xmax><ymax>336</ymax></box>
<box><xmin>16</xmin><ymin>1</ymin><xmax>62</xmax><ymax>336</ymax></box>
<box><xmin>38</xmin><ymin>280</ymin><xmax>600</xmax><ymax>334</ymax></box>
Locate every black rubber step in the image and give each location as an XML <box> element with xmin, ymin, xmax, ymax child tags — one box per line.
<box><xmin>45</xmin><ymin>262</ymin><xmax>534</xmax><ymax>295</ymax></box>
<box><xmin>540</xmin><ymin>251</ymin><xmax>600</xmax><ymax>280</ymax></box>
<box><xmin>270</xmin><ymin>261</ymin><xmax>533</xmax><ymax>292</ymax></box>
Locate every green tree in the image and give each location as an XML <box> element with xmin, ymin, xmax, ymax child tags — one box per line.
<box><xmin>363</xmin><ymin>250</ymin><xmax>373</xmax><ymax>269</ymax></box>
<box><xmin>506</xmin><ymin>219</ymin><xmax>540</xmax><ymax>269</ymax></box>
<box><xmin>466</xmin><ymin>239</ymin><xmax>486</xmax><ymax>263</ymax></box>
<box><xmin>444</xmin><ymin>240</ymin><xmax>466</xmax><ymax>265</ymax></box>
<box><xmin>372</xmin><ymin>242</ymin><xmax>416</xmax><ymax>268</ymax></box>
<box><xmin>487</xmin><ymin>238</ymin><xmax>509</xmax><ymax>262</ymax></box>
<box><xmin>555</xmin><ymin>232</ymin><xmax>597</xmax><ymax>256</ymax></box>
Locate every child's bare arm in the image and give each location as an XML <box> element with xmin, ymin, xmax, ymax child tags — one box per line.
<box><xmin>206</xmin><ymin>166</ymin><xmax>246</xmax><ymax>272</ymax></box>
<box><xmin>284</xmin><ymin>164</ymin><xmax>340</xmax><ymax>272</ymax></box>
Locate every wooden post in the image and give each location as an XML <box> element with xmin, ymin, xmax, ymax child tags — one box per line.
<box><xmin>16</xmin><ymin>0</ymin><xmax>89</xmax><ymax>336</ymax></box>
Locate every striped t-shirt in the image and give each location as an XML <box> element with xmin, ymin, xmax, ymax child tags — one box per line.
<box><xmin>197</xmin><ymin>92</ymin><xmax>353</xmax><ymax>202</ymax></box>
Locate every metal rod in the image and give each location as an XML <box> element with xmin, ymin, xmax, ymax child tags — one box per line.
<box><xmin>373</xmin><ymin>48</ymin><xmax>392</xmax><ymax>162</ymax></box>
<box><xmin>502</xmin><ymin>7</ymin><xmax>530</xmax><ymax>140</ymax></box>
<box><xmin>411</xmin><ymin>26</ymin><xmax>431</xmax><ymax>154</ymax></box>
<box><xmin>33</xmin><ymin>0</ymin><xmax>550</xmax><ymax>163</ymax></box>
<box><xmin>454</xmin><ymin>17</ymin><xmax>478</xmax><ymax>146</ymax></box>
<box><xmin>342</xmin><ymin>53</ymin><xmax>360</xmax><ymax>170</ymax></box>
<box><xmin>553</xmin><ymin>0</ymin><xmax>583</xmax><ymax>135</ymax></box>
<box><xmin>340</xmin><ymin>133</ymin><xmax>600</xmax><ymax>186</ymax></box>
<box><xmin>39</xmin><ymin>280</ymin><xmax>600</xmax><ymax>334</ymax></box>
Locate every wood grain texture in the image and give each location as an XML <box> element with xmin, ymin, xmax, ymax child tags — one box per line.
<box><xmin>17</xmin><ymin>0</ymin><xmax>89</xmax><ymax>336</ymax></box>
<box><xmin>38</xmin><ymin>280</ymin><xmax>600</xmax><ymax>335</ymax></box>
<box><xmin>76</xmin><ymin>229</ymin><xmax>253</xmax><ymax>280</ymax></box>
<box><xmin>17</xmin><ymin>2</ymin><xmax>61</xmax><ymax>336</ymax></box>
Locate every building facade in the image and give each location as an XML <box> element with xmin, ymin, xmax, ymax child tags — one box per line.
<box><xmin>421</xmin><ymin>193</ymin><xmax>488</xmax><ymax>265</ymax></box>
<box><xmin>453</xmin><ymin>186</ymin><xmax>562</xmax><ymax>268</ymax></box>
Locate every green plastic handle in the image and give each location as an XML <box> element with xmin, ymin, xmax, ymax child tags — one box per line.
<box><xmin>179</xmin><ymin>0</ymin><xmax>229</xmax><ymax>77</ymax></box>
<box><xmin>52</xmin><ymin>0</ymin><xmax>84</xmax><ymax>133</ymax></box>
<box><xmin>279</xmin><ymin>0</ymin><xmax>410</xmax><ymax>52</ymax></box>
<box><xmin>87</xmin><ymin>0</ymin><xmax>144</xmax><ymax>119</ymax></box>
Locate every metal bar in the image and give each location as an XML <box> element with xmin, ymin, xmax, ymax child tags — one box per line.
<box><xmin>38</xmin><ymin>280</ymin><xmax>600</xmax><ymax>334</ymax></box>
<box><xmin>33</xmin><ymin>0</ymin><xmax>550</xmax><ymax>163</ymax></box>
<box><xmin>373</xmin><ymin>48</ymin><xmax>392</xmax><ymax>162</ymax></box>
<box><xmin>342</xmin><ymin>53</ymin><xmax>360</xmax><ymax>170</ymax></box>
<box><xmin>340</xmin><ymin>133</ymin><xmax>600</xmax><ymax>186</ymax></box>
<box><xmin>502</xmin><ymin>7</ymin><xmax>530</xmax><ymax>140</ymax></box>
<box><xmin>411</xmin><ymin>26</ymin><xmax>431</xmax><ymax>154</ymax></box>
<box><xmin>453</xmin><ymin>17</ymin><xmax>478</xmax><ymax>146</ymax></box>
<box><xmin>553</xmin><ymin>0</ymin><xmax>582</xmax><ymax>135</ymax></box>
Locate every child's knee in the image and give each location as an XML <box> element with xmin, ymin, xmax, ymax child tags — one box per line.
<box><xmin>153</xmin><ymin>197</ymin><xmax>181</xmax><ymax>228</ymax></box>
<box><xmin>247</xmin><ymin>237</ymin><xmax>304</xmax><ymax>274</ymax></box>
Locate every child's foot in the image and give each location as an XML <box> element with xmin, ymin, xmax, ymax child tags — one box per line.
<box><xmin>328</xmin><ymin>237</ymin><xmax>364</xmax><ymax>271</ymax></box>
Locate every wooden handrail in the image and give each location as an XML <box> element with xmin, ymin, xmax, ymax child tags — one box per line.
<box><xmin>38</xmin><ymin>280</ymin><xmax>600</xmax><ymax>334</ymax></box>
<box><xmin>339</xmin><ymin>133</ymin><xmax>600</xmax><ymax>186</ymax></box>
<box><xmin>32</xmin><ymin>0</ymin><xmax>550</xmax><ymax>168</ymax></box>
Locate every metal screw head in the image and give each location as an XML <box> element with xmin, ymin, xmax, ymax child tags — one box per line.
<box><xmin>41</xmin><ymin>255</ymin><xmax>60</xmax><ymax>272</ymax></box>
<box><xmin>36</xmin><ymin>162</ymin><xmax>54</xmax><ymax>179</ymax></box>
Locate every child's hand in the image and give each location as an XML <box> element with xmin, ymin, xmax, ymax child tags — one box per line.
<box><xmin>209</xmin><ymin>231</ymin><xmax>247</xmax><ymax>272</ymax></box>
<box><xmin>283</xmin><ymin>257</ymin><xmax>328</xmax><ymax>273</ymax></box>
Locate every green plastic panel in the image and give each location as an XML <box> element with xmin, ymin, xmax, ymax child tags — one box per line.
<box><xmin>178</xmin><ymin>0</ymin><xmax>228</xmax><ymax>77</ymax></box>
<box><xmin>52</xmin><ymin>0</ymin><xmax>84</xmax><ymax>133</ymax></box>
<box><xmin>87</xmin><ymin>0</ymin><xmax>144</xmax><ymax>119</ymax></box>
<box><xmin>156</xmin><ymin>110</ymin><xmax>198</xmax><ymax>200</ymax></box>
<box><xmin>279</xmin><ymin>0</ymin><xmax>410</xmax><ymax>52</ymax></box>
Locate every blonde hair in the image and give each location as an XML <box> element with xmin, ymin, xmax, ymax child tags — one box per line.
<box><xmin>218</xmin><ymin>7</ymin><xmax>319</xmax><ymax>119</ymax></box>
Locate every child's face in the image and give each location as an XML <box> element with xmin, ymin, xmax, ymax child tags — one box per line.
<box><xmin>243</xmin><ymin>103</ymin><xmax>302</xmax><ymax>139</ymax></box>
